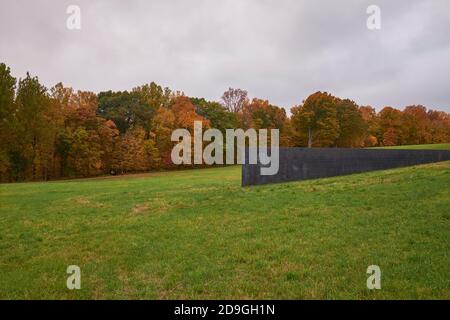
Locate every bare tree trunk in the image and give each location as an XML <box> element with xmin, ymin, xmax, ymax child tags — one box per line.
<box><xmin>32</xmin><ymin>135</ymin><xmax>37</xmax><ymax>180</ymax></box>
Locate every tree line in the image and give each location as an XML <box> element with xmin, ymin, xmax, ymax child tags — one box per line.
<box><xmin>1</xmin><ymin>62</ymin><xmax>449</xmax><ymax>182</ymax></box>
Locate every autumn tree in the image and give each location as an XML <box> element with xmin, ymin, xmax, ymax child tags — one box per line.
<box><xmin>279</xmin><ymin>118</ymin><xmax>297</xmax><ymax>147</ymax></box>
<box><xmin>291</xmin><ymin>92</ymin><xmax>339</xmax><ymax>148</ymax></box>
<box><xmin>150</xmin><ymin>106</ymin><xmax>176</xmax><ymax>168</ymax></box>
<box><xmin>402</xmin><ymin>105</ymin><xmax>431</xmax><ymax>145</ymax></box>
<box><xmin>2</xmin><ymin>62</ymin><xmax>450</xmax><ymax>182</ymax></box>
<box><xmin>335</xmin><ymin>99</ymin><xmax>367</xmax><ymax>147</ymax></box>
<box><xmin>359</xmin><ymin>106</ymin><xmax>379</xmax><ymax>146</ymax></box>
<box><xmin>191</xmin><ymin>97</ymin><xmax>237</xmax><ymax>131</ymax></box>
<box><xmin>14</xmin><ymin>73</ymin><xmax>62</xmax><ymax>180</ymax></box>
<box><xmin>97</xmin><ymin>90</ymin><xmax>155</xmax><ymax>134</ymax></box>
<box><xmin>377</xmin><ymin>107</ymin><xmax>404</xmax><ymax>146</ymax></box>
<box><xmin>132</xmin><ymin>82</ymin><xmax>172</xmax><ymax>110</ymax></box>
<box><xmin>221</xmin><ymin>88</ymin><xmax>248</xmax><ymax>113</ymax></box>
<box><xmin>0</xmin><ymin>63</ymin><xmax>17</xmax><ymax>180</ymax></box>
<box><xmin>149</xmin><ymin>96</ymin><xmax>209</xmax><ymax>168</ymax></box>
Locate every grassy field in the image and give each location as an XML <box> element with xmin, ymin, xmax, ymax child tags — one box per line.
<box><xmin>1</xmin><ymin>147</ymin><xmax>450</xmax><ymax>299</ymax></box>
<box><xmin>374</xmin><ymin>143</ymin><xmax>450</xmax><ymax>150</ymax></box>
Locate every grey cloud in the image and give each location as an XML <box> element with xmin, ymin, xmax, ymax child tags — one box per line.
<box><xmin>0</xmin><ymin>0</ymin><xmax>449</xmax><ymax>112</ymax></box>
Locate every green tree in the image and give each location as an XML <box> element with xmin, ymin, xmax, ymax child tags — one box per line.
<box><xmin>15</xmin><ymin>73</ymin><xmax>59</xmax><ymax>180</ymax></box>
<box><xmin>377</xmin><ymin>107</ymin><xmax>404</xmax><ymax>146</ymax></box>
<box><xmin>221</xmin><ymin>88</ymin><xmax>248</xmax><ymax>113</ymax></box>
<box><xmin>0</xmin><ymin>63</ymin><xmax>17</xmax><ymax>180</ymax></box>
<box><xmin>191</xmin><ymin>97</ymin><xmax>237</xmax><ymax>131</ymax></box>
<box><xmin>402</xmin><ymin>105</ymin><xmax>431</xmax><ymax>145</ymax></box>
<box><xmin>335</xmin><ymin>99</ymin><xmax>367</xmax><ymax>147</ymax></box>
<box><xmin>97</xmin><ymin>90</ymin><xmax>154</xmax><ymax>134</ymax></box>
<box><xmin>428</xmin><ymin>110</ymin><xmax>450</xmax><ymax>143</ymax></box>
<box><xmin>151</xmin><ymin>106</ymin><xmax>176</xmax><ymax>168</ymax></box>
<box><xmin>112</xmin><ymin>127</ymin><xmax>150</xmax><ymax>173</ymax></box>
<box><xmin>133</xmin><ymin>82</ymin><xmax>172</xmax><ymax>109</ymax></box>
<box><xmin>241</xmin><ymin>98</ymin><xmax>287</xmax><ymax>130</ymax></box>
<box><xmin>359</xmin><ymin>106</ymin><xmax>379</xmax><ymax>146</ymax></box>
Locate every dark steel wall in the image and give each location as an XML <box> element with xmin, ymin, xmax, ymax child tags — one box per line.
<box><xmin>242</xmin><ymin>148</ymin><xmax>450</xmax><ymax>186</ymax></box>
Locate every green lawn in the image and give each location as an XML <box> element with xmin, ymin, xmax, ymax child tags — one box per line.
<box><xmin>1</xmin><ymin>161</ymin><xmax>450</xmax><ymax>299</ymax></box>
<box><xmin>373</xmin><ymin>143</ymin><xmax>450</xmax><ymax>150</ymax></box>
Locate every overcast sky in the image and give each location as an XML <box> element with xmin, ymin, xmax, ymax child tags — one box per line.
<box><xmin>1</xmin><ymin>0</ymin><xmax>449</xmax><ymax>112</ymax></box>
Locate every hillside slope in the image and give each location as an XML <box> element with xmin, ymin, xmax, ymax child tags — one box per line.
<box><xmin>1</xmin><ymin>163</ymin><xmax>449</xmax><ymax>299</ymax></box>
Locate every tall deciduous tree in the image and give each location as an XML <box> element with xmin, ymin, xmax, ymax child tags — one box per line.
<box><xmin>15</xmin><ymin>73</ymin><xmax>60</xmax><ymax>180</ymax></box>
<box><xmin>133</xmin><ymin>82</ymin><xmax>172</xmax><ymax>110</ymax></box>
<box><xmin>151</xmin><ymin>106</ymin><xmax>176</xmax><ymax>167</ymax></box>
<box><xmin>0</xmin><ymin>63</ymin><xmax>17</xmax><ymax>180</ymax></box>
<box><xmin>54</xmin><ymin>85</ymin><xmax>119</xmax><ymax>177</ymax></box>
<box><xmin>428</xmin><ymin>110</ymin><xmax>450</xmax><ymax>143</ymax></box>
<box><xmin>171</xmin><ymin>96</ymin><xmax>209</xmax><ymax>131</ymax></box>
<box><xmin>377</xmin><ymin>107</ymin><xmax>403</xmax><ymax>146</ymax></box>
<box><xmin>112</xmin><ymin>127</ymin><xmax>150</xmax><ymax>173</ymax></box>
<box><xmin>359</xmin><ymin>106</ymin><xmax>379</xmax><ymax>146</ymax></box>
<box><xmin>2</xmin><ymin>62</ymin><xmax>450</xmax><ymax>182</ymax></box>
<box><xmin>291</xmin><ymin>92</ymin><xmax>339</xmax><ymax>148</ymax></box>
<box><xmin>97</xmin><ymin>90</ymin><xmax>154</xmax><ymax>134</ymax></box>
<box><xmin>221</xmin><ymin>88</ymin><xmax>248</xmax><ymax>113</ymax></box>
<box><xmin>335</xmin><ymin>99</ymin><xmax>367</xmax><ymax>147</ymax></box>
<box><xmin>241</xmin><ymin>98</ymin><xmax>287</xmax><ymax>130</ymax></box>
<box><xmin>402</xmin><ymin>105</ymin><xmax>431</xmax><ymax>145</ymax></box>
<box><xmin>191</xmin><ymin>97</ymin><xmax>237</xmax><ymax>131</ymax></box>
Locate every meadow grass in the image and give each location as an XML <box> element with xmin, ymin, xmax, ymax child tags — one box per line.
<box><xmin>0</xmin><ymin>148</ymin><xmax>449</xmax><ymax>299</ymax></box>
<box><xmin>373</xmin><ymin>143</ymin><xmax>450</xmax><ymax>150</ymax></box>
